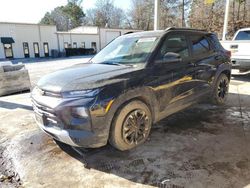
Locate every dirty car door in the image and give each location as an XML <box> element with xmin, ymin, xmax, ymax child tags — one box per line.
<box><xmin>149</xmin><ymin>33</ymin><xmax>196</xmax><ymax>117</ymax></box>
<box><xmin>189</xmin><ymin>34</ymin><xmax>217</xmax><ymax>97</ymax></box>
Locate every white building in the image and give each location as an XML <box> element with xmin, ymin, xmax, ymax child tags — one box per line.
<box><xmin>0</xmin><ymin>22</ymin><xmax>58</xmax><ymax>59</ymax></box>
<box><xmin>69</xmin><ymin>26</ymin><xmax>138</xmax><ymax>49</ymax></box>
<box><xmin>0</xmin><ymin>22</ymin><xmax>141</xmax><ymax>59</ymax></box>
<box><xmin>57</xmin><ymin>26</ymin><xmax>100</xmax><ymax>52</ymax></box>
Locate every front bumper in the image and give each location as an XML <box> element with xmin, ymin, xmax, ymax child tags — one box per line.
<box><xmin>31</xmin><ymin>93</ymin><xmax>109</xmax><ymax>148</ymax></box>
<box><xmin>35</xmin><ymin>117</ymin><xmax>103</xmax><ymax>147</ymax></box>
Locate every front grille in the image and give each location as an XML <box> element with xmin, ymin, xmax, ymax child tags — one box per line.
<box><xmin>43</xmin><ymin>90</ymin><xmax>62</xmax><ymax>98</ymax></box>
<box><xmin>32</xmin><ymin>100</ymin><xmax>60</xmax><ymax>126</ymax></box>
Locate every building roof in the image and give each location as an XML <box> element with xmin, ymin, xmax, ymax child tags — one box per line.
<box><xmin>56</xmin><ymin>31</ymin><xmax>99</xmax><ymax>35</ymax></box>
<box><xmin>0</xmin><ymin>21</ymin><xmax>56</xmax><ymax>27</ymax></box>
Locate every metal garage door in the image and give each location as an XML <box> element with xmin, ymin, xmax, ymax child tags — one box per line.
<box><xmin>105</xmin><ymin>31</ymin><xmax>121</xmax><ymax>45</ymax></box>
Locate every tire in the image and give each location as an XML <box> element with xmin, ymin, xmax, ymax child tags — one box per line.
<box><xmin>212</xmin><ymin>73</ymin><xmax>229</xmax><ymax>105</ymax></box>
<box><xmin>109</xmin><ymin>100</ymin><xmax>152</xmax><ymax>151</ymax></box>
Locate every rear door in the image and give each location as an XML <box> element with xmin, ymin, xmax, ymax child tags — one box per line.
<box><xmin>188</xmin><ymin>33</ymin><xmax>219</xmax><ymax>95</ymax></box>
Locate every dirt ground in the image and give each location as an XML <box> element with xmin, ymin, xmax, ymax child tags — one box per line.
<box><xmin>0</xmin><ymin>57</ymin><xmax>250</xmax><ymax>188</ymax></box>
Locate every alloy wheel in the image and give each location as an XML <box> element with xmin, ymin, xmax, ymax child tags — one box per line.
<box><xmin>217</xmin><ymin>78</ymin><xmax>229</xmax><ymax>99</ymax></box>
<box><xmin>122</xmin><ymin>109</ymin><xmax>150</xmax><ymax>145</ymax></box>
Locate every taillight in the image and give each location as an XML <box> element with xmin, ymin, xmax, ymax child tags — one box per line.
<box><xmin>225</xmin><ymin>50</ymin><xmax>231</xmax><ymax>58</ymax></box>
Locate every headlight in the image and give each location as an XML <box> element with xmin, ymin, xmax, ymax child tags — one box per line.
<box><xmin>31</xmin><ymin>86</ymin><xmax>44</xmax><ymax>96</ymax></box>
<box><xmin>61</xmin><ymin>89</ymin><xmax>100</xmax><ymax>98</ymax></box>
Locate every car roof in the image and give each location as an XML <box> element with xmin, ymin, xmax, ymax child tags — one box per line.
<box><xmin>123</xmin><ymin>28</ymin><xmax>210</xmax><ymax>38</ymax></box>
<box><xmin>236</xmin><ymin>28</ymin><xmax>250</xmax><ymax>32</ymax></box>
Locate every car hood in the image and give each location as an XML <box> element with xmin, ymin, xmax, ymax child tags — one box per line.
<box><xmin>37</xmin><ymin>63</ymin><xmax>141</xmax><ymax>92</ymax></box>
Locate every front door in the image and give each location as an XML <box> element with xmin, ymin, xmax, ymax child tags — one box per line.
<box><xmin>43</xmin><ymin>43</ymin><xmax>49</xmax><ymax>57</ymax></box>
<box><xmin>33</xmin><ymin>42</ymin><xmax>40</xmax><ymax>58</ymax></box>
<box><xmin>3</xmin><ymin>43</ymin><xmax>13</xmax><ymax>58</ymax></box>
<box><xmin>23</xmin><ymin>42</ymin><xmax>30</xmax><ymax>58</ymax></box>
<box><xmin>149</xmin><ymin>33</ymin><xmax>196</xmax><ymax>116</ymax></box>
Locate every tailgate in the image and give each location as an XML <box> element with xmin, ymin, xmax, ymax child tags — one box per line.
<box><xmin>221</xmin><ymin>41</ymin><xmax>250</xmax><ymax>59</ymax></box>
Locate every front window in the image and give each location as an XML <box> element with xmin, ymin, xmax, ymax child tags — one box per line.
<box><xmin>91</xmin><ymin>36</ymin><xmax>159</xmax><ymax>65</ymax></box>
<box><xmin>155</xmin><ymin>34</ymin><xmax>189</xmax><ymax>61</ymax></box>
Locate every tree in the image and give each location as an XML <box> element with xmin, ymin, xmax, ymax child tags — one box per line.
<box><xmin>128</xmin><ymin>0</ymin><xmax>154</xmax><ymax>30</ymax></box>
<box><xmin>40</xmin><ymin>12</ymin><xmax>55</xmax><ymax>25</ymax></box>
<box><xmin>127</xmin><ymin>0</ymin><xmax>190</xmax><ymax>30</ymax></box>
<box><xmin>40</xmin><ymin>0</ymin><xmax>85</xmax><ymax>31</ymax></box>
<box><xmin>63</xmin><ymin>2</ymin><xmax>85</xmax><ymax>28</ymax></box>
<box><xmin>189</xmin><ymin>0</ymin><xmax>250</xmax><ymax>39</ymax></box>
<box><xmin>84</xmin><ymin>0</ymin><xmax>126</xmax><ymax>28</ymax></box>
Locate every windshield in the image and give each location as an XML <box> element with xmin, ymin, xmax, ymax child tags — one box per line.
<box><xmin>91</xmin><ymin>35</ymin><xmax>159</xmax><ymax>65</ymax></box>
<box><xmin>235</xmin><ymin>31</ymin><xmax>250</xmax><ymax>40</ymax></box>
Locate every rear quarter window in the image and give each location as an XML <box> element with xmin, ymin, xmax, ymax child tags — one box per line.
<box><xmin>207</xmin><ymin>34</ymin><xmax>223</xmax><ymax>50</ymax></box>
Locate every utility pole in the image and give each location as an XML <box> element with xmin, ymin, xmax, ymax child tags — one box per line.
<box><xmin>222</xmin><ymin>0</ymin><xmax>230</xmax><ymax>41</ymax></box>
<box><xmin>154</xmin><ymin>0</ymin><xmax>160</xmax><ymax>30</ymax></box>
<box><xmin>182</xmin><ymin>0</ymin><xmax>185</xmax><ymax>27</ymax></box>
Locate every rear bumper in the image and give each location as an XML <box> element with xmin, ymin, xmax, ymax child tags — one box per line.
<box><xmin>231</xmin><ymin>58</ymin><xmax>250</xmax><ymax>70</ymax></box>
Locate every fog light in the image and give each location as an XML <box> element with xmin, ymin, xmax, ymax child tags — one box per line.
<box><xmin>71</xmin><ymin>107</ymin><xmax>88</xmax><ymax>118</ymax></box>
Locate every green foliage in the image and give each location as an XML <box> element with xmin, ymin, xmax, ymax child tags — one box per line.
<box><xmin>40</xmin><ymin>1</ymin><xmax>85</xmax><ymax>31</ymax></box>
<box><xmin>40</xmin><ymin>12</ymin><xmax>55</xmax><ymax>25</ymax></box>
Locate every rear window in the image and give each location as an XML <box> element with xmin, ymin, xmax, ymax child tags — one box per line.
<box><xmin>190</xmin><ymin>35</ymin><xmax>211</xmax><ymax>56</ymax></box>
<box><xmin>235</xmin><ymin>31</ymin><xmax>250</xmax><ymax>40</ymax></box>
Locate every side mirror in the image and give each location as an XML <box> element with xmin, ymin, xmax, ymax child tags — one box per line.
<box><xmin>155</xmin><ymin>52</ymin><xmax>182</xmax><ymax>64</ymax></box>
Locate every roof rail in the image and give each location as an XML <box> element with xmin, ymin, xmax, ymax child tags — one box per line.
<box><xmin>165</xmin><ymin>27</ymin><xmax>207</xmax><ymax>32</ymax></box>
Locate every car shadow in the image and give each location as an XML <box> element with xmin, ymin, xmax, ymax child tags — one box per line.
<box><xmin>0</xmin><ymin>100</ymin><xmax>32</xmax><ymax>111</ymax></box>
<box><xmin>55</xmin><ymin>96</ymin><xmax>250</xmax><ymax>187</ymax></box>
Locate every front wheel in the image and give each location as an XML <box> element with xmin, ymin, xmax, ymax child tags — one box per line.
<box><xmin>109</xmin><ymin>100</ymin><xmax>152</xmax><ymax>151</ymax></box>
<box><xmin>212</xmin><ymin>73</ymin><xmax>229</xmax><ymax>105</ymax></box>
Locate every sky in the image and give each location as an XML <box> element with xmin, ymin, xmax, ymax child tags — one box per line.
<box><xmin>0</xmin><ymin>0</ymin><xmax>131</xmax><ymax>24</ymax></box>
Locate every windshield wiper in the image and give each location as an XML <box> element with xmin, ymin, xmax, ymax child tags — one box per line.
<box><xmin>100</xmin><ymin>61</ymin><xmax>135</xmax><ymax>67</ymax></box>
<box><xmin>101</xmin><ymin>61</ymin><xmax>122</xmax><ymax>66</ymax></box>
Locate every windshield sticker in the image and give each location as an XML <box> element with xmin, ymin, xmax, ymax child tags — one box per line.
<box><xmin>137</xmin><ymin>37</ymin><xmax>157</xmax><ymax>43</ymax></box>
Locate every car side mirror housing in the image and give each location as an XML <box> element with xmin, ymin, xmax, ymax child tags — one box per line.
<box><xmin>155</xmin><ymin>52</ymin><xmax>182</xmax><ymax>64</ymax></box>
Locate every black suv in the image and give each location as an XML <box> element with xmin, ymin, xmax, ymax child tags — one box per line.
<box><xmin>31</xmin><ymin>28</ymin><xmax>231</xmax><ymax>151</ymax></box>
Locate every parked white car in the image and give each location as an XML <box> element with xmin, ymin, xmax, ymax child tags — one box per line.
<box><xmin>221</xmin><ymin>28</ymin><xmax>250</xmax><ymax>72</ymax></box>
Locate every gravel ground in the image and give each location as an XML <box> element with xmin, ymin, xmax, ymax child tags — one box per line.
<box><xmin>1</xmin><ymin>58</ymin><xmax>250</xmax><ymax>188</ymax></box>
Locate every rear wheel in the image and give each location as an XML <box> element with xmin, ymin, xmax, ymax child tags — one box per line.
<box><xmin>212</xmin><ymin>73</ymin><xmax>229</xmax><ymax>105</ymax></box>
<box><xmin>109</xmin><ymin>100</ymin><xmax>152</xmax><ymax>151</ymax></box>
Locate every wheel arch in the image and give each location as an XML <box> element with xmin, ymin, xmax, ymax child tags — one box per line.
<box><xmin>221</xmin><ymin>69</ymin><xmax>231</xmax><ymax>81</ymax></box>
<box><xmin>212</xmin><ymin>63</ymin><xmax>231</xmax><ymax>88</ymax></box>
<box><xmin>105</xmin><ymin>87</ymin><xmax>158</xmax><ymax>137</ymax></box>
